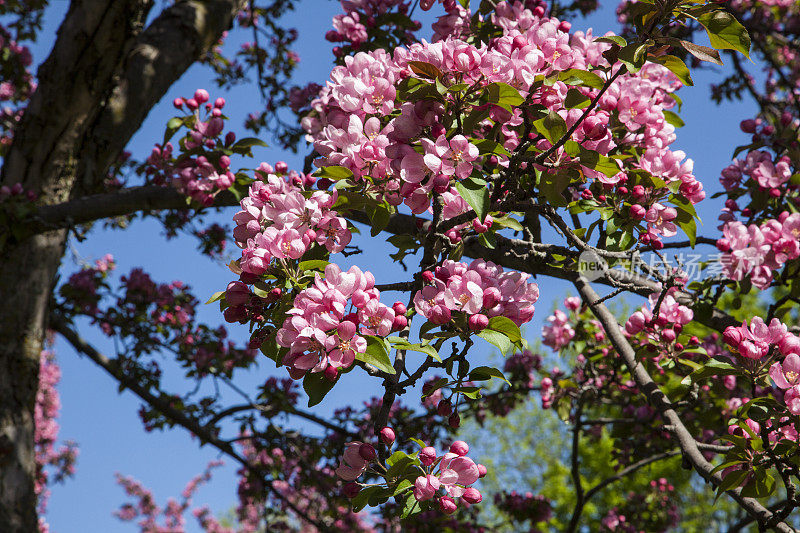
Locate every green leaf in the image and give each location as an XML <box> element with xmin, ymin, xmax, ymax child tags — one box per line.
<box><xmin>487</xmin><ymin>82</ymin><xmax>524</xmax><ymax>108</ymax></box>
<box><xmin>455</xmin><ymin>177</ymin><xmax>490</xmax><ymax>222</ymax></box>
<box><xmin>487</xmin><ymin>316</ymin><xmax>522</xmax><ymax>343</ymax></box>
<box><xmin>651</xmin><ymin>54</ymin><xmax>693</xmax><ymax>86</ymax></box>
<box><xmin>679</xmin><ymin>40</ymin><xmax>723</xmax><ymax>65</ymax></box>
<box><xmin>539</xmin><ymin>171</ymin><xmax>572</xmax><ymax>207</ymax></box>
<box><xmin>558</xmin><ymin>69</ymin><xmax>605</xmax><ymax>90</ymax></box>
<box><xmin>163</xmin><ymin>117</ymin><xmax>183</xmax><ymax>145</ymax></box>
<box><xmin>205</xmin><ymin>291</ymin><xmax>225</xmax><ymax>304</ymax></box>
<box><xmin>351</xmin><ymin>485</ymin><xmax>382</xmax><ymax>512</ymax></box>
<box><xmin>313</xmin><ymin>165</ymin><xmax>354</xmax><ymax>180</ymax></box>
<box><xmin>698</xmin><ymin>11</ymin><xmax>751</xmax><ymax>58</ymax></box>
<box><xmin>389</xmin><ymin>338</ymin><xmax>442</xmax><ymax>362</ymax></box>
<box><xmin>393</xmin><ymin>479</ymin><xmax>414</xmax><ymax>496</ymax></box>
<box><xmin>473</xmin><ymin>138</ymin><xmax>511</xmax><ymax>157</ymax></box>
<box><xmin>477</xmin><ymin>329</ymin><xmax>513</xmax><ymax>355</ymax></box>
<box><xmin>492</xmin><ymin>216</ymin><xmax>524</xmax><ymax>231</ymax></box>
<box><xmin>303</xmin><ymin>372</ymin><xmax>336</xmax><ymax>407</ymax></box>
<box><xmin>298</xmin><ymin>259</ymin><xmax>329</xmax><ymax>272</ymax></box>
<box><xmin>662</xmin><ymin>110</ymin><xmax>685</xmax><ymax>128</ymax></box>
<box><xmin>369</xmin><ymin>203</ymin><xmax>392</xmax><ymax>237</ymax></box>
<box><xmin>715</xmin><ymin>469</ymin><xmax>749</xmax><ymax>501</ymax></box>
<box><xmin>564</xmin><ymin>88</ymin><xmax>591</xmax><ymax>109</ymax></box>
<box><xmin>408</xmin><ymin>60</ymin><xmax>444</xmax><ymax>79</ymax></box>
<box><xmin>231</xmin><ymin>137</ymin><xmax>268</xmax><ymax>151</ymax></box>
<box><xmin>680</xmin><ymin>358</ymin><xmax>739</xmax><ymax>385</ymax></box>
<box><xmin>468</xmin><ymin>365</ymin><xmax>511</xmax><ymax>385</ymax></box>
<box><xmin>595</xmin><ymin>35</ymin><xmax>627</xmax><ymax>47</ymax></box>
<box><xmin>533</xmin><ymin>110</ymin><xmax>567</xmax><ymax>145</ymax></box>
<box><xmin>618</xmin><ymin>43</ymin><xmax>650</xmax><ymax>73</ymax></box>
<box><xmin>455</xmin><ymin>385</ymin><xmax>482</xmax><ymax>399</ymax></box>
<box><xmin>400</xmin><ymin>493</ymin><xmax>421</xmax><ymax>519</ymax></box>
<box><xmin>358</xmin><ymin>336</ymin><xmax>396</xmax><ymax>374</ymax></box>
<box><xmin>741</xmin><ymin>470</ymin><xmax>776</xmax><ymax>498</ymax></box>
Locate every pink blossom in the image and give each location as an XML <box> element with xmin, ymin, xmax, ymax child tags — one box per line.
<box><xmin>770</xmin><ymin>353</ymin><xmax>800</xmax><ymax>389</ymax></box>
<box><xmin>422</xmin><ymin>135</ymin><xmax>479</xmax><ymax>180</ymax></box>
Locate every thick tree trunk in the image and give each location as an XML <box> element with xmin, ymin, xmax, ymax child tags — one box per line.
<box><xmin>0</xmin><ymin>0</ymin><xmax>244</xmax><ymax>529</ymax></box>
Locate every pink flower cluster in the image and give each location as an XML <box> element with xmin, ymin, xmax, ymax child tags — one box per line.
<box><xmin>335</xmin><ymin>441</ymin><xmax>376</xmax><ymax>481</ymax></box>
<box><xmin>413</xmin><ymin>258</ymin><xmax>539</xmax><ymax>328</ymax></box>
<box><xmin>723</xmin><ymin>317</ymin><xmax>797</xmax><ymax>361</ymax></box>
<box><xmin>413</xmin><ymin>441</ymin><xmax>484</xmax><ymax>513</ymax></box>
<box><xmin>146</xmin><ymin>89</ymin><xmax>236</xmax><ymax>205</ymax></box>
<box><xmin>542</xmin><ymin>297</ymin><xmax>580</xmax><ymax>350</ymax></box>
<box><xmin>717</xmin><ymin>212</ymin><xmax>800</xmax><ymax>289</ymax></box>
<box><xmin>720</xmin><ymin>150</ymin><xmax>793</xmax><ymax>194</ymax></box>
<box><xmin>276</xmin><ymin>263</ymin><xmax>402</xmax><ymax>379</ymax></box>
<box><xmin>624</xmin><ymin>289</ymin><xmax>693</xmax><ymax>346</ymax></box>
<box><xmin>326</xmin><ymin>1</ymin><xmax>417</xmax><ymax>50</ymax></box>
<box><xmin>771</xmin><ymin>353</ymin><xmax>800</xmax><ymax>415</ymax></box>
<box><xmin>34</xmin><ymin>350</ymin><xmax>78</xmax><ymax>533</ymax></box>
<box><xmin>233</xmin><ymin>164</ymin><xmax>352</xmax><ymax>277</ymax></box>
<box><xmin>303</xmin><ymin>1</ymin><xmax>702</xmax><ymax>247</ymax></box>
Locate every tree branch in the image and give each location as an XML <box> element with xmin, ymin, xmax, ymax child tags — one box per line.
<box><xmin>573</xmin><ymin>276</ymin><xmax>796</xmax><ymax>532</ymax></box>
<box><xmin>51</xmin><ymin>316</ymin><xmax>330</xmax><ymax>531</ymax></box>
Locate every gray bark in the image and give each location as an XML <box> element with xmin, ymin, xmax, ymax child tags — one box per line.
<box><xmin>0</xmin><ymin>0</ymin><xmax>244</xmax><ymax>529</ymax></box>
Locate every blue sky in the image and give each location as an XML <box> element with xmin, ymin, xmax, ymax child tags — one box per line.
<box><xmin>15</xmin><ymin>1</ymin><xmax>758</xmax><ymax>531</ymax></box>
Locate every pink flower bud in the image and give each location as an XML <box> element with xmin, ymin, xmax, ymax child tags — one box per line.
<box><xmin>472</xmin><ymin>219</ymin><xmax>488</xmax><ymax>233</ymax></box>
<box><xmin>477</xmin><ymin>464</ymin><xmax>487</xmax><ymax>478</ymax></box>
<box><xmin>438</xmin><ymin>496</ymin><xmax>458</xmax><ymax>514</ymax></box>
<box><xmin>214</xmin><ymin>97</ymin><xmax>226</xmax><ymax>109</ymax></box>
<box><xmin>779</xmin><ymin>334</ymin><xmax>800</xmax><ymax>356</ymax></box>
<box><xmin>268</xmin><ymin>287</ymin><xmax>282</xmax><ymax>302</ymax></box>
<box><xmin>482</xmin><ymin>287</ymin><xmax>501</xmax><ymax>309</ymax></box>
<box><xmin>558</xmin><ymin>20</ymin><xmax>571</xmax><ymax>32</ymax></box>
<box><xmin>225</xmin><ymin>131</ymin><xmax>236</xmax><ymax>145</ymax></box>
<box><xmin>468</xmin><ymin>313</ymin><xmax>489</xmax><ymax>331</ymax></box>
<box><xmin>324</xmin><ymin>365</ymin><xmax>338</xmax><ymax>381</ymax></box>
<box><xmin>359</xmin><ymin>443</ymin><xmax>377</xmax><ymax>462</ymax></box>
<box><xmin>392</xmin><ymin>314</ymin><xmax>408</xmax><ymax>331</ymax></box>
<box><xmin>462</xmin><ymin>487</ymin><xmax>482</xmax><ymax>504</ymax></box>
<box><xmin>342</xmin><ymin>482</ymin><xmax>361</xmax><ymax>498</ymax></box>
<box><xmin>662</xmin><ymin>329</ymin><xmax>676</xmax><ymax>342</ymax></box>
<box><xmin>630</xmin><ymin>204</ymin><xmax>646</xmax><ymax>220</ymax></box>
<box><xmin>225</xmin><ymin>281</ymin><xmax>250</xmax><ymax>306</ymax></box>
<box><xmin>449</xmin><ymin>441</ymin><xmax>469</xmax><ymax>456</ymax></box>
<box><xmin>430</xmin><ymin>305</ymin><xmax>451</xmax><ymax>325</ymax></box>
<box><xmin>420</xmin><ymin>446</ymin><xmax>437</xmax><ymax>466</ymax></box>
<box><xmin>223</xmin><ymin>305</ymin><xmax>247</xmax><ymax>323</ymax></box>
<box><xmin>512</xmin><ymin>35</ymin><xmax>527</xmax><ymax>51</ymax></box>
<box><xmin>338</xmin><ymin>320</ymin><xmax>356</xmax><ymax>339</ymax></box>
<box><xmin>275</xmin><ymin>161</ymin><xmax>289</xmax><ymax>174</ymax></box>
<box><xmin>723</xmin><ymin>326</ymin><xmax>744</xmax><ymax>348</ymax></box>
<box><xmin>448</xmin><ymin>413</ymin><xmax>461</xmax><ymax>429</ymax></box>
<box><xmin>422</xmin><ymin>271</ymin><xmax>434</xmax><ymax>283</ymax></box>
<box><xmin>740</xmin><ymin>119</ymin><xmax>757</xmax><ymax>133</ymax></box>
<box><xmin>437</xmin><ymin>399</ymin><xmax>452</xmax><ymax>416</ymax></box>
<box><xmin>379</xmin><ymin>427</ymin><xmax>396</xmax><ymax>445</ymax></box>
<box><xmin>392</xmin><ymin>301</ymin><xmax>407</xmax><ymax>315</ymax></box>
<box><xmin>716</xmin><ymin>238</ymin><xmax>730</xmax><ymax>252</ymax></box>
<box><xmin>194</xmin><ymin>89</ymin><xmax>210</xmax><ymax>104</ymax></box>
<box><xmin>185</xmin><ymin>98</ymin><xmax>198</xmax><ymax>110</ymax></box>
<box><xmin>352</xmin><ymin>289</ymin><xmax>369</xmax><ymax>308</ymax></box>
<box><xmin>173</xmin><ymin>98</ymin><xmax>183</xmax><ymax>109</ymax></box>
